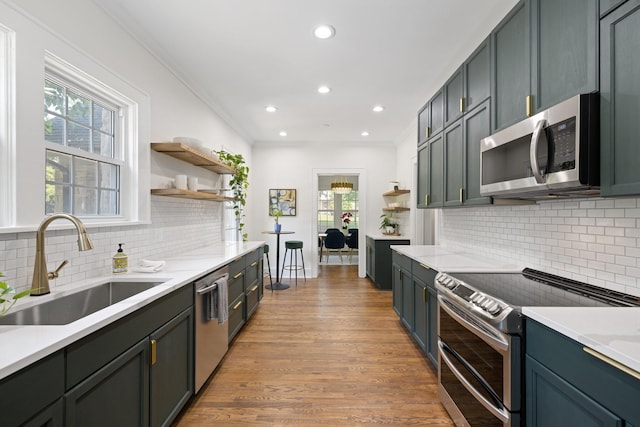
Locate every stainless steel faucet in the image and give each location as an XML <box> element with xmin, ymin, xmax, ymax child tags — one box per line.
<box><xmin>31</xmin><ymin>214</ymin><xmax>94</xmax><ymax>296</ymax></box>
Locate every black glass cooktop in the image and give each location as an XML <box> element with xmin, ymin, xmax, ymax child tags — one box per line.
<box><xmin>449</xmin><ymin>268</ymin><xmax>640</xmax><ymax>309</ymax></box>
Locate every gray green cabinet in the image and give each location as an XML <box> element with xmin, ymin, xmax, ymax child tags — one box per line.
<box><xmin>391</xmin><ymin>250</ymin><xmax>439</xmax><ymax>370</ymax></box>
<box><xmin>491</xmin><ymin>0</ymin><xmax>598</xmax><ymax>131</ymax></box>
<box><xmin>463</xmin><ymin>99</ymin><xmax>492</xmax><ymax>205</ymax></box>
<box><xmin>491</xmin><ymin>0</ymin><xmax>531</xmax><ymax>131</ymax></box>
<box><xmin>444</xmin><ymin>119</ymin><xmax>464</xmax><ymax>206</ymax></box>
<box><xmin>600</xmin><ymin>0</ymin><xmax>640</xmax><ymax>197</ymax></box>
<box><xmin>444</xmin><ymin>67</ymin><xmax>464</xmax><ymax>128</ymax></box>
<box><xmin>417</xmin><ymin>142</ymin><xmax>429</xmax><ymax>208</ymax></box>
<box><xmin>417</xmin><ymin>89</ymin><xmax>444</xmax><ymax>146</ymax></box>
<box><xmin>0</xmin><ymin>351</ymin><xmax>64</xmax><ymax>427</ymax></box>
<box><xmin>228</xmin><ymin>247</ymin><xmax>264</xmax><ymax>341</ymax></box>
<box><xmin>526</xmin><ymin>319</ymin><xmax>640</xmax><ymax>426</ymax></box>
<box><xmin>367</xmin><ymin>236</ymin><xmax>410</xmax><ymax>290</ymax></box>
<box><xmin>245</xmin><ymin>247</ymin><xmax>263</xmax><ymax>319</ymax></box>
<box><xmin>420</xmin><ymin>132</ymin><xmax>444</xmax><ymax>208</ymax></box>
<box><xmin>464</xmin><ymin>37</ymin><xmax>491</xmax><ymax>114</ymax></box>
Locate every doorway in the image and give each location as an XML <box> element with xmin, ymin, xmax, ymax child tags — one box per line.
<box><xmin>311</xmin><ymin>169</ymin><xmax>366</xmax><ymax>278</ymax></box>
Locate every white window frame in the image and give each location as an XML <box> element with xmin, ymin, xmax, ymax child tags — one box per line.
<box><xmin>0</xmin><ymin>24</ymin><xmax>15</xmax><ymax>228</ymax></box>
<box><xmin>42</xmin><ymin>52</ymin><xmax>138</xmax><ymax>225</ymax></box>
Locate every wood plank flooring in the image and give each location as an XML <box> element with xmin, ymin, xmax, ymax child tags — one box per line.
<box><xmin>174</xmin><ymin>265</ymin><xmax>454</xmax><ymax>426</ymax></box>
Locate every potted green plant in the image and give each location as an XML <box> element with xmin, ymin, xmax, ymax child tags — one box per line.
<box><xmin>379</xmin><ymin>213</ymin><xmax>397</xmax><ymax>235</ymax></box>
<box><xmin>214</xmin><ymin>149</ymin><xmax>249</xmax><ymax>241</ymax></box>
<box><xmin>271</xmin><ymin>209</ymin><xmax>283</xmax><ymax>233</ymax></box>
<box><xmin>0</xmin><ymin>272</ymin><xmax>32</xmax><ymax>316</ymax></box>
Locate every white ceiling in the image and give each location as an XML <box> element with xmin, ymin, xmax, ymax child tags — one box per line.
<box><xmin>94</xmin><ymin>0</ymin><xmax>518</xmax><ymax>146</ymax></box>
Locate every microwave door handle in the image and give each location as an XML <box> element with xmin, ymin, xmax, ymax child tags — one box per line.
<box><xmin>530</xmin><ymin>119</ymin><xmax>547</xmax><ymax>184</ymax></box>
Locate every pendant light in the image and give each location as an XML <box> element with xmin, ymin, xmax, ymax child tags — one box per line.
<box><xmin>331</xmin><ymin>178</ymin><xmax>353</xmax><ymax>194</ymax></box>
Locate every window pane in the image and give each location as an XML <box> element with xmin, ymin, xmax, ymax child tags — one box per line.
<box><xmin>99</xmin><ymin>163</ymin><xmax>118</xmax><ymax>189</ymax></box>
<box><xmin>93</xmin><ymin>102</ymin><xmax>113</xmax><ymax>133</ymax></box>
<box><xmin>44</xmin><ymin>113</ymin><xmax>65</xmax><ymax>145</ymax></box>
<box><xmin>44</xmin><ymin>80</ymin><xmax>65</xmax><ymax>115</ymax></box>
<box><xmin>99</xmin><ymin>190</ymin><xmax>118</xmax><ymax>215</ymax></box>
<box><xmin>74</xmin><ymin>157</ymin><xmax>97</xmax><ymax>186</ymax></box>
<box><xmin>93</xmin><ymin>130</ymin><xmax>114</xmax><ymax>157</ymax></box>
<box><xmin>45</xmin><ymin>184</ymin><xmax>71</xmax><ymax>214</ymax></box>
<box><xmin>74</xmin><ymin>187</ymin><xmax>97</xmax><ymax>215</ymax></box>
<box><xmin>67</xmin><ymin>90</ymin><xmax>91</xmax><ymax>126</ymax></box>
<box><xmin>46</xmin><ymin>151</ymin><xmax>71</xmax><ymax>183</ymax></box>
<box><xmin>67</xmin><ymin>121</ymin><xmax>91</xmax><ymax>151</ymax></box>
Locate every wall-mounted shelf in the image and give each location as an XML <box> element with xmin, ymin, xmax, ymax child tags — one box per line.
<box><xmin>151</xmin><ymin>189</ymin><xmax>234</xmax><ymax>202</ymax></box>
<box><xmin>151</xmin><ymin>142</ymin><xmax>235</xmax><ymax>174</ymax></box>
<box><xmin>383</xmin><ymin>189</ymin><xmax>410</xmax><ymax>197</ymax></box>
<box><xmin>382</xmin><ymin>206</ymin><xmax>410</xmax><ymax>212</ymax></box>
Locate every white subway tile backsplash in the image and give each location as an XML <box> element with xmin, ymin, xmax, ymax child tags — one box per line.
<box><xmin>440</xmin><ymin>196</ymin><xmax>640</xmax><ymax>295</ymax></box>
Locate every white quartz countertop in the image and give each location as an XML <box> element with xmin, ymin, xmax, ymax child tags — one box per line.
<box><xmin>0</xmin><ymin>241</ymin><xmax>264</xmax><ymax>380</ymax></box>
<box><xmin>390</xmin><ymin>244</ymin><xmax>523</xmax><ymax>273</ymax></box>
<box><xmin>366</xmin><ymin>233</ymin><xmax>410</xmax><ymax>241</ymax></box>
<box><xmin>523</xmin><ymin>307</ymin><xmax>640</xmax><ymax>377</ymax></box>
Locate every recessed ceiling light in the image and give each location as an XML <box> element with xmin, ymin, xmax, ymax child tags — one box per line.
<box><xmin>318</xmin><ymin>85</ymin><xmax>331</xmax><ymax>94</ymax></box>
<box><xmin>314</xmin><ymin>25</ymin><xmax>336</xmax><ymax>39</ymax></box>
<box><xmin>373</xmin><ymin>105</ymin><xmax>385</xmax><ymax>112</ymax></box>
<box><xmin>361</xmin><ymin>131</ymin><xmax>369</xmax><ymax>137</ymax></box>
<box><xmin>265</xmin><ymin>105</ymin><xmax>277</xmax><ymax>112</ymax></box>
<box><xmin>279</xmin><ymin>131</ymin><xmax>287</xmax><ymax>137</ymax></box>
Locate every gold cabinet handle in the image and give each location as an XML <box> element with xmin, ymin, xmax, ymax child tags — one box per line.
<box><xmin>233</xmin><ymin>300</ymin><xmax>243</xmax><ymax>310</ymax></box>
<box><xmin>233</xmin><ymin>272</ymin><xmax>243</xmax><ymax>279</ymax></box>
<box><xmin>426</xmin><ymin>126</ymin><xmax>431</xmax><ymax>139</ymax></box>
<box><xmin>583</xmin><ymin>347</ymin><xmax>640</xmax><ymax>381</ymax></box>
<box><xmin>423</xmin><ymin>287</ymin><xmax>427</xmax><ymax>303</ymax></box>
<box><xmin>250</xmin><ymin>285</ymin><xmax>258</xmax><ymax>293</ymax></box>
<box><xmin>459</xmin><ymin>188</ymin><xmax>463</xmax><ymax>203</ymax></box>
<box><xmin>526</xmin><ymin>95</ymin><xmax>533</xmax><ymax>117</ymax></box>
<box><xmin>250</xmin><ymin>261</ymin><xmax>258</xmax><ymax>267</ymax></box>
<box><xmin>459</xmin><ymin>97</ymin><xmax>465</xmax><ymax>113</ymax></box>
<box><xmin>425</xmin><ymin>194</ymin><xmax>429</xmax><ymax>206</ymax></box>
<box><xmin>419</xmin><ymin>263</ymin><xmax>431</xmax><ymax>270</ymax></box>
<box><xmin>150</xmin><ymin>339</ymin><xmax>157</xmax><ymax>366</ymax></box>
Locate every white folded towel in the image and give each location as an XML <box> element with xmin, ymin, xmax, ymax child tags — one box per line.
<box><xmin>132</xmin><ymin>259</ymin><xmax>166</xmax><ymax>273</ymax></box>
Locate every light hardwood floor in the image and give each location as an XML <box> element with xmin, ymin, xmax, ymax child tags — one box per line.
<box><xmin>174</xmin><ymin>265</ymin><xmax>454</xmax><ymax>426</ymax></box>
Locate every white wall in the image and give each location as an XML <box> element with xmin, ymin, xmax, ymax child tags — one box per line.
<box><xmin>0</xmin><ymin>0</ymin><xmax>252</xmax><ymax>292</ymax></box>
<box><xmin>250</xmin><ymin>142</ymin><xmax>396</xmax><ymax>277</ymax></box>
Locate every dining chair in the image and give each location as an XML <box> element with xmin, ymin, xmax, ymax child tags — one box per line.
<box><xmin>323</xmin><ymin>230</ymin><xmax>346</xmax><ymax>263</ymax></box>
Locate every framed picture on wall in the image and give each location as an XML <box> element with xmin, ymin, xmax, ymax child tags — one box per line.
<box><xmin>269</xmin><ymin>189</ymin><xmax>296</xmax><ymax>216</ymax></box>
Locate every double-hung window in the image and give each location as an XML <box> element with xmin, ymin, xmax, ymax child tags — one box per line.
<box><xmin>44</xmin><ymin>74</ymin><xmax>122</xmax><ymax>217</ymax></box>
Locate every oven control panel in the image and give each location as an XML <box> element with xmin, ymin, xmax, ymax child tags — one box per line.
<box><xmin>436</xmin><ymin>273</ymin><xmax>505</xmax><ymax>317</ymax></box>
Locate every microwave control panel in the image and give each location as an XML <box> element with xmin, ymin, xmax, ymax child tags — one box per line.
<box><xmin>547</xmin><ymin>117</ymin><xmax>576</xmax><ymax>172</ymax></box>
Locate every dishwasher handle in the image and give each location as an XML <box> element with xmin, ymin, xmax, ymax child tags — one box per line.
<box><xmin>196</xmin><ymin>282</ymin><xmax>218</xmax><ymax>295</ymax></box>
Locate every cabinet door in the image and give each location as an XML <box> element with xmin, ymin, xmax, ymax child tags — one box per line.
<box><xmin>531</xmin><ymin>0</ymin><xmax>598</xmax><ymax>112</ymax></box>
<box><xmin>400</xmin><ymin>266</ymin><xmax>413</xmax><ymax>331</ymax></box>
<box><xmin>464</xmin><ymin>37</ymin><xmax>491</xmax><ymax>113</ymax></box>
<box><xmin>426</xmin><ymin>285</ymin><xmax>438</xmax><ymax>369</ymax></box>
<box><xmin>463</xmin><ymin>99</ymin><xmax>492</xmax><ymax>205</ymax></box>
<box><xmin>417</xmin><ymin>102</ymin><xmax>430</xmax><ymax>146</ymax></box>
<box><xmin>150</xmin><ymin>308</ymin><xmax>193</xmax><ymax>427</ymax></box>
<box><xmin>526</xmin><ymin>355</ymin><xmax>623</xmax><ymax>427</ymax></box>
<box><xmin>228</xmin><ymin>293</ymin><xmax>245</xmax><ymax>341</ymax></box>
<box><xmin>601</xmin><ymin>0</ymin><xmax>640</xmax><ymax>196</ymax></box>
<box><xmin>412</xmin><ymin>278</ymin><xmax>428</xmax><ymax>352</ymax></box>
<box><xmin>429</xmin><ymin>89</ymin><xmax>444</xmax><ymax>137</ymax></box>
<box><xmin>65</xmin><ymin>339</ymin><xmax>149</xmax><ymax>427</ymax></box>
<box><xmin>417</xmin><ymin>143</ymin><xmax>429</xmax><ymax>208</ymax></box>
<box><xmin>22</xmin><ymin>398</ymin><xmax>63</xmax><ymax>427</ymax></box>
<box><xmin>491</xmin><ymin>0</ymin><xmax>531</xmax><ymax>131</ymax></box>
<box><xmin>444</xmin><ymin>119</ymin><xmax>464</xmax><ymax>207</ymax></box>
<box><xmin>427</xmin><ymin>133</ymin><xmax>444</xmax><ymax>208</ymax></box>
<box><xmin>391</xmin><ymin>262</ymin><xmax>402</xmax><ymax>316</ymax></box>
<box><xmin>444</xmin><ymin>67</ymin><xmax>464</xmax><ymax>128</ymax></box>
<box><xmin>366</xmin><ymin>237</ymin><xmax>375</xmax><ymax>280</ymax></box>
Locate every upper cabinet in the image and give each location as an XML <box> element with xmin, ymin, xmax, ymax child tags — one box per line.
<box><xmin>491</xmin><ymin>0</ymin><xmax>598</xmax><ymax>132</ymax></box>
<box><xmin>600</xmin><ymin>0</ymin><xmax>640</xmax><ymax>196</ymax></box>
<box><xmin>444</xmin><ymin>67</ymin><xmax>464</xmax><ymax>128</ymax></box>
<box><xmin>464</xmin><ymin>38</ymin><xmax>491</xmax><ymax>114</ymax></box>
<box><xmin>417</xmin><ymin>89</ymin><xmax>444</xmax><ymax>146</ymax></box>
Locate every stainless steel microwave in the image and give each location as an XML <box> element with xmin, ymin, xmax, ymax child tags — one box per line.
<box><xmin>480</xmin><ymin>93</ymin><xmax>599</xmax><ymax>199</ymax></box>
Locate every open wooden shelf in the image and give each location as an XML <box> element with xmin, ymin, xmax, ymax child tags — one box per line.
<box><xmin>382</xmin><ymin>207</ymin><xmax>410</xmax><ymax>212</ymax></box>
<box><xmin>151</xmin><ymin>188</ymin><xmax>234</xmax><ymax>202</ymax></box>
<box><xmin>151</xmin><ymin>142</ymin><xmax>235</xmax><ymax>174</ymax></box>
<box><xmin>382</xmin><ymin>189</ymin><xmax>410</xmax><ymax>197</ymax></box>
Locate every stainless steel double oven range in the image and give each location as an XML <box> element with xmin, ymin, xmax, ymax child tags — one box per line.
<box><xmin>435</xmin><ymin>268</ymin><xmax>640</xmax><ymax>426</ymax></box>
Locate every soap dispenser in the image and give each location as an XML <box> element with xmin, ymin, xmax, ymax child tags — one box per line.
<box><xmin>112</xmin><ymin>243</ymin><xmax>128</xmax><ymax>274</ymax></box>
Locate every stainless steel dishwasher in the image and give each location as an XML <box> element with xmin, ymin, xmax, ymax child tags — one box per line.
<box><xmin>194</xmin><ymin>266</ymin><xmax>229</xmax><ymax>393</ymax></box>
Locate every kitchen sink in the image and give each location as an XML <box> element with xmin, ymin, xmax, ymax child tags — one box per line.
<box><xmin>0</xmin><ymin>280</ymin><xmax>166</xmax><ymax>325</ymax></box>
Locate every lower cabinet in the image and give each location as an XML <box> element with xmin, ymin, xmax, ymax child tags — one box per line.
<box><xmin>526</xmin><ymin>319</ymin><xmax>640</xmax><ymax>426</ymax></box>
<box><xmin>391</xmin><ymin>250</ymin><xmax>439</xmax><ymax>369</ymax></box>
<box><xmin>228</xmin><ymin>247</ymin><xmax>264</xmax><ymax>342</ymax></box>
<box><xmin>367</xmin><ymin>236</ymin><xmax>410</xmax><ymax>290</ymax></box>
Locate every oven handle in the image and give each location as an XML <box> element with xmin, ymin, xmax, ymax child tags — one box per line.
<box><xmin>438</xmin><ymin>296</ymin><xmax>509</xmax><ymax>353</ymax></box>
<box><xmin>530</xmin><ymin>119</ymin><xmax>548</xmax><ymax>184</ymax></box>
<box><xmin>439</xmin><ymin>341</ymin><xmax>510</xmax><ymax>424</ymax></box>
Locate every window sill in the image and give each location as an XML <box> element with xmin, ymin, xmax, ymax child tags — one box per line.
<box><xmin>0</xmin><ymin>219</ymin><xmax>152</xmax><ymax>235</ymax></box>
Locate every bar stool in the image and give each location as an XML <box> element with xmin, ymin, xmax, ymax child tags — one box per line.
<box><xmin>281</xmin><ymin>240</ymin><xmax>306</xmax><ymax>287</ymax></box>
<box><xmin>263</xmin><ymin>244</ymin><xmax>273</xmax><ymax>291</ymax></box>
